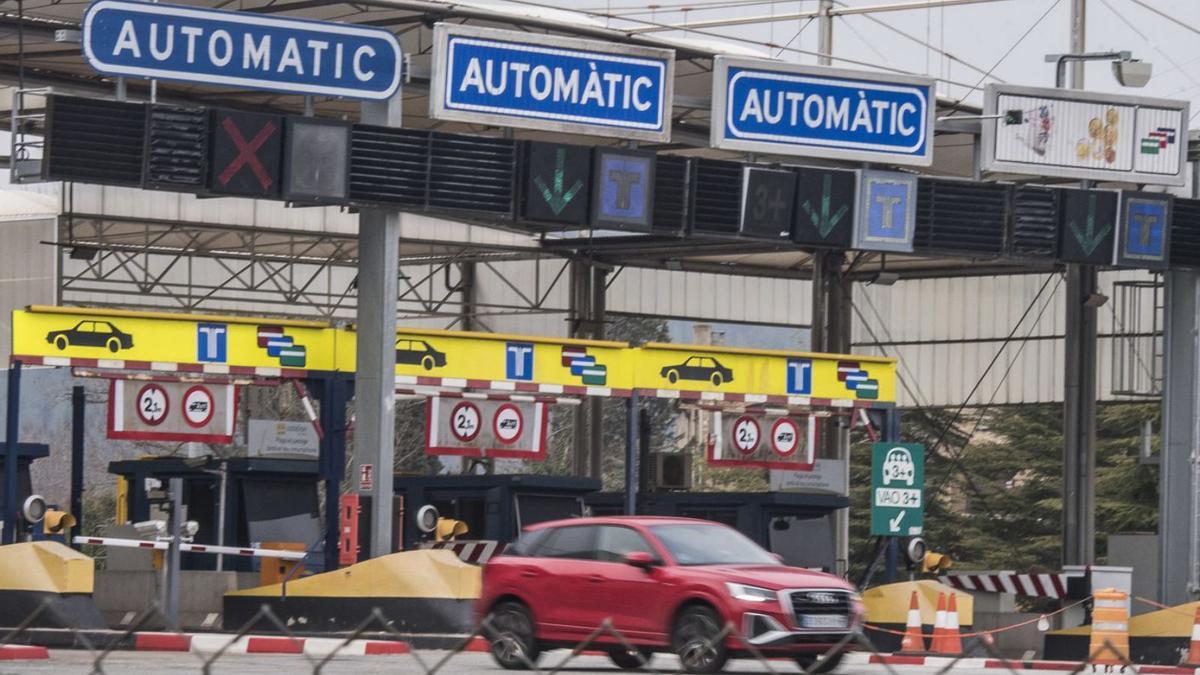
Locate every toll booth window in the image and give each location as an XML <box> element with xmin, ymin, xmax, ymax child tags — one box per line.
<box><xmin>241</xmin><ymin>480</ymin><xmax>321</xmax><ymax>552</ymax></box>
<box><xmin>768</xmin><ymin>514</ymin><xmax>836</xmax><ymax>571</ymax></box>
<box><xmin>676</xmin><ymin>507</ymin><xmax>738</xmax><ymax>528</ymax></box>
<box><xmin>515</xmin><ymin>494</ymin><xmax>583</xmax><ymax>533</ymax></box>
<box><xmin>430</xmin><ymin>496</ymin><xmax>486</xmax><ymax>538</ymax></box>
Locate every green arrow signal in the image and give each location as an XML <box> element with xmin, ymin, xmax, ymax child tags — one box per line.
<box><xmin>800</xmin><ymin>174</ymin><xmax>849</xmax><ymax>238</ymax></box>
<box><xmin>533</xmin><ymin>149</ymin><xmax>584</xmax><ymax>216</ymax></box>
<box><xmin>1068</xmin><ymin>194</ymin><xmax>1113</xmax><ymax>256</ymax></box>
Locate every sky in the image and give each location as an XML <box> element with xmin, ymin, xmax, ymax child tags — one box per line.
<box><xmin>527</xmin><ymin>0</ymin><xmax>1200</xmax><ymax>120</ymax></box>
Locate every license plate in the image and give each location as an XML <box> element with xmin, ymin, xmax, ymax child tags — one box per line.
<box><xmin>801</xmin><ymin>615</ymin><xmax>848</xmax><ymax>629</ymax></box>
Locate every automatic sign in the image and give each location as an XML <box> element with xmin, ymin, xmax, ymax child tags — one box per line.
<box><xmin>450</xmin><ymin>401</ymin><xmax>482</xmax><ymax>442</ymax></box>
<box><xmin>732</xmin><ymin>416</ymin><xmax>761</xmax><ymax>455</ymax></box>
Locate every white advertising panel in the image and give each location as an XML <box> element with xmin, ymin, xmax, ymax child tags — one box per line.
<box><xmin>247</xmin><ymin>419</ymin><xmax>319</xmax><ymax>459</ymax></box>
<box><xmin>982</xmin><ymin>84</ymin><xmax>1188</xmax><ymax>186</ymax></box>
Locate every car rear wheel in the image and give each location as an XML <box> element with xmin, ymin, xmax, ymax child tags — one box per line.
<box><xmin>796</xmin><ymin>650</ymin><xmax>844</xmax><ymax>674</ymax></box>
<box><xmin>672</xmin><ymin>605</ymin><xmax>728</xmax><ymax>674</ymax></box>
<box><xmin>710</xmin><ymin>373</ymin><xmax>723</xmax><ymax>386</ymax></box>
<box><xmin>666</xmin><ymin>370</ymin><xmax>679</xmax><ymax>384</ymax></box>
<box><xmin>106</xmin><ymin>338</ymin><xmax>120</xmax><ymax>353</ymax></box>
<box><xmin>422</xmin><ymin>355</ymin><xmax>435</xmax><ymax>370</ymax></box>
<box><xmin>487</xmin><ymin>601</ymin><xmax>540</xmax><ymax>670</ymax></box>
<box><xmin>54</xmin><ymin>336</ymin><xmax>68</xmax><ymax>350</ymax></box>
<box><xmin>607</xmin><ymin>647</ymin><xmax>653</xmax><ymax>670</ymax></box>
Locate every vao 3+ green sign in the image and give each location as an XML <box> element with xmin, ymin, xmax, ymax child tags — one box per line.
<box><xmin>870</xmin><ymin>443</ymin><xmax>925</xmax><ymax>536</ymax></box>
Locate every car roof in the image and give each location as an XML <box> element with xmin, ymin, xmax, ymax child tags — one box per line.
<box><xmin>524</xmin><ymin>515</ymin><xmax>727</xmax><ymax>531</ymax></box>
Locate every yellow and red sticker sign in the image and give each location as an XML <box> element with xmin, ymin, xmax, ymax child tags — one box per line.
<box><xmin>10</xmin><ymin>306</ymin><xmax>896</xmax><ymax>404</ymax></box>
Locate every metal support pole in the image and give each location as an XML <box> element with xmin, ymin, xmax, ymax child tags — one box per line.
<box><xmin>625</xmin><ymin>391</ymin><xmax>640</xmax><ymax>515</ymax></box>
<box><xmin>817</xmin><ymin>0</ymin><xmax>834</xmax><ymax>65</ymax></box>
<box><xmin>356</xmin><ymin>96</ymin><xmax>402</xmax><ymax>559</ymax></box>
<box><xmin>1063</xmin><ymin>264</ymin><xmax>1098</xmax><ymax>565</ymax></box>
<box><xmin>215</xmin><ymin>460</ymin><xmax>227</xmax><ymax>571</ymax></box>
<box><xmin>1160</xmin><ymin>270</ymin><xmax>1198</xmax><ymax>602</ymax></box>
<box><xmin>1069</xmin><ymin>0</ymin><xmax>1086</xmax><ymax>88</ymax></box>
<box><xmin>589</xmin><ymin>267</ymin><xmax>608</xmax><ymax>479</ymax></box>
<box><xmin>569</xmin><ymin>262</ymin><xmax>591</xmax><ymax>477</ymax></box>
<box><xmin>71</xmin><ymin>385</ymin><xmax>85</xmax><ymax>545</ymax></box>
<box><xmin>3</xmin><ymin>361</ymin><xmax>22</xmax><ymax>545</ymax></box>
<box><xmin>165</xmin><ymin>477</ymin><xmax>183</xmax><ymax>630</ymax></box>
<box><xmin>883</xmin><ymin>409</ymin><xmax>901</xmax><ymax>583</ymax></box>
<box><xmin>312</xmin><ymin>375</ymin><xmax>350</xmax><ymax>571</ymax></box>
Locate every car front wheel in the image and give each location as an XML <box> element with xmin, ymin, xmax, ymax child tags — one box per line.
<box><xmin>422</xmin><ymin>355</ymin><xmax>435</xmax><ymax>370</ymax></box>
<box><xmin>796</xmin><ymin>650</ymin><xmax>844</xmax><ymax>674</ymax></box>
<box><xmin>671</xmin><ymin>605</ymin><xmax>728</xmax><ymax>674</ymax></box>
<box><xmin>487</xmin><ymin>601</ymin><xmax>540</xmax><ymax>670</ymax></box>
<box><xmin>107</xmin><ymin>338</ymin><xmax>121</xmax><ymax>353</ymax></box>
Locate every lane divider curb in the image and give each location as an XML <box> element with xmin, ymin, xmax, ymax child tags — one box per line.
<box><xmin>131</xmin><ymin>632</ymin><xmax>411</xmax><ymax>656</ymax></box>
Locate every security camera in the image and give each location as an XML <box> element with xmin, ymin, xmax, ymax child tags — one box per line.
<box><xmin>182</xmin><ymin>520</ymin><xmax>200</xmax><ymax>538</ymax></box>
<box><xmin>1112</xmin><ymin>59</ymin><xmax>1152</xmax><ymax>88</ymax></box>
<box><xmin>416</xmin><ymin>505</ymin><xmax>440</xmax><ymax>534</ymax></box>
<box><xmin>22</xmin><ymin>495</ymin><xmax>47</xmax><ymax>523</ymax></box>
<box><xmin>133</xmin><ymin>520</ymin><xmax>167</xmax><ymax>538</ymax></box>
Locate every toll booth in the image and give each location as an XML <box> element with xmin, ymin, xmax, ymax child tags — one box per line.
<box><xmin>0</xmin><ymin>443</ymin><xmax>49</xmax><ymax>538</ymax></box>
<box><xmin>392</xmin><ymin>474</ymin><xmax>600</xmax><ymax>552</ymax></box>
<box><xmin>109</xmin><ymin>457</ymin><xmax>322</xmax><ymax>572</ymax></box>
<box><xmin>587</xmin><ymin>491</ymin><xmax>848</xmax><ymax>572</ymax></box>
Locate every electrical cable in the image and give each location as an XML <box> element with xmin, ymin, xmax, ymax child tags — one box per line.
<box><xmin>1102</xmin><ymin>0</ymin><xmax>1200</xmax><ymax>95</ymax></box>
<box><xmin>949</xmin><ymin>0</ymin><xmax>1063</xmax><ymax>106</ymax></box>
<box><xmin>1121</xmin><ymin>0</ymin><xmax>1200</xmax><ymax>37</ymax></box>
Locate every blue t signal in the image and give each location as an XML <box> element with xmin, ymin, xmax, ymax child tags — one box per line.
<box><xmin>1126</xmin><ymin>200</ymin><xmax>1166</xmax><ymax>258</ymax></box>
<box><xmin>786</xmin><ymin>358</ymin><xmax>813</xmax><ymax>395</ymax></box>
<box><xmin>197</xmin><ymin>323</ymin><xmax>227</xmax><ymax>363</ymax></box>
<box><xmin>866</xmin><ymin>181</ymin><xmax>910</xmax><ymax>241</ymax></box>
<box><xmin>506</xmin><ymin>342</ymin><xmax>534</xmax><ymax>381</ymax></box>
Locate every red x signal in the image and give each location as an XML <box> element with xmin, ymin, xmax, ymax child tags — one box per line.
<box><xmin>217</xmin><ymin>116</ymin><xmax>276</xmax><ymax>190</ymax></box>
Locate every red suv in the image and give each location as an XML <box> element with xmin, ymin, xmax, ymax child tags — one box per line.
<box><xmin>478</xmin><ymin>516</ymin><xmax>862</xmax><ymax>673</ymax></box>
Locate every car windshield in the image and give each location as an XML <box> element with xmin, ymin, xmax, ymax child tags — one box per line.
<box><xmin>649</xmin><ymin>523</ymin><xmax>778</xmax><ymax>566</ymax></box>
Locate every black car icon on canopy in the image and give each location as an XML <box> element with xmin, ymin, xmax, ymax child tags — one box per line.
<box><xmin>46</xmin><ymin>320</ymin><xmax>134</xmax><ymax>353</ymax></box>
<box><xmin>660</xmin><ymin>356</ymin><xmax>734</xmax><ymax>386</ymax></box>
<box><xmin>396</xmin><ymin>338</ymin><xmax>447</xmax><ymax>370</ymax></box>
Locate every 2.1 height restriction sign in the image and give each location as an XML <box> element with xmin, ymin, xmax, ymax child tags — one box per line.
<box><xmin>870</xmin><ymin>443</ymin><xmax>925</xmax><ymax>536</ymax></box>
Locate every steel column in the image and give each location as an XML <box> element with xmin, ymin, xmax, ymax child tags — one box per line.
<box><xmin>311</xmin><ymin>375</ymin><xmax>351</xmax><ymax>571</ymax></box>
<box><xmin>71</xmin><ymin>385</ymin><xmax>85</xmax><ymax>545</ymax></box>
<box><xmin>589</xmin><ymin>266</ymin><xmax>607</xmax><ymax>479</ymax></box>
<box><xmin>817</xmin><ymin>0</ymin><xmax>834</xmax><ymax>65</ymax></box>
<box><xmin>164</xmin><ymin>477</ymin><xmax>183</xmax><ymax>630</ymax></box>
<box><xmin>355</xmin><ymin>97</ymin><xmax>402</xmax><ymax>559</ymax></box>
<box><xmin>3</xmin><ymin>361</ymin><xmax>22</xmax><ymax>544</ymax></box>
<box><xmin>569</xmin><ymin>261</ymin><xmax>591</xmax><ymax>477</ymax></box>
<box><xmin>1063</xmin><ymin>264</ymin><xmax>1098</xmax><ymax>565</ymax></box>
<box><xmin>1160</xmin><ymin>270</ymin><xmax>1198</xmax><ymax>602</ymax></box>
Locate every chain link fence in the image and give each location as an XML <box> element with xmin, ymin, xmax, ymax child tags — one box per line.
<box><xmin>0</xmin><ymin>596</ymin><xmax>1144</xmax><ymax>675</ymax></box>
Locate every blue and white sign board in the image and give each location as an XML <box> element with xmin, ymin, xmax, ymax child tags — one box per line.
<box><xmin>711</xmin><ymin>57</ymin><xmax>935</xmax><ymax>166</ymax></box>
<box><xmin>82</xmin><ymin>0</ymin><xmax>402</xmax><ymax>100</ymax></box>
<box><xmin>430</xmin><ymin>24</ymin><xmax>674</xmax><ymax>143</ymax></box>
<box><xmin>1116</xmin><ymin>192</ymin><xmax>1172</xmax><ymax>269</ymax></box>
<box><xmin>854</xmin><ymin>170</ymin><xmax>917</xmax><ymax>253</ymax></box>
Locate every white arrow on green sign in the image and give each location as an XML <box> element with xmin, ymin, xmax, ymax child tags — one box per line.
<box><xmin>870</xmin><ymin>442</ymin><xmax>925</xmax><ymax>536</ymax></box>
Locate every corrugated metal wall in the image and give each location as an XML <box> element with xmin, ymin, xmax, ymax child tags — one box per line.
<box><xmin>607</xmin><ymin>267</ymin><xmax>812</xmax><ymax>325</ymax></box>
<box><xmin>853</xmin><ymin>270</ymin><xmax>1159</xmax><ymax>407</ymax></box>
<box><xmin>0</xmin><ymin>218</ymin><xmax>57</xmax><ymax>358</ymax></box>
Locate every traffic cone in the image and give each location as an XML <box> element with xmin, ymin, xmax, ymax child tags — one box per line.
<box><xmin>942</xmin><ymin>593</ymin><xmax>963</xmax><ymax>655</ymax></box>
<box><xmin>1182</xmin><ymin>606</ymin><xmax>1200</xmax><ymax>667</ymax></box>
<box><xmin>898</xmin><ymin>590</ymin><xmax>927</xmax><ymax>654</ymax></box>
<box><xmin>930</xmin><ymin>593</ymin><xmax>948</xmax><ymax>654</ymax></box>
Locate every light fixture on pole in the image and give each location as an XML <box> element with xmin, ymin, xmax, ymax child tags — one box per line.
<box><xmin>1044</xmin><ymin>51</ymin><xmax>1152</xmax><ymax>89</ymax></box>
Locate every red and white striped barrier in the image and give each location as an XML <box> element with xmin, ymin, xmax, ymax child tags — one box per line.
<box><xmin>940</xmin><ymin>571</ymin><xmax>1075</xmax><ymax>598</ymax></box>
<box><xmin>422</xmin><ymin>540</ymin><xmax>505</xmax><ymax>565</ymax></box>
<box><xmin>132</xmin><ymin>632</ymin><xmax>409</xmax><ymax>656</ymax></box>
<box><xmin>74</xmin><ymin>536</ymin><xmax>307</xmax><ymax>561</ymax></box>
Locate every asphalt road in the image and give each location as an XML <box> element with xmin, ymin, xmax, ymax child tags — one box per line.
<box><xmin>1</xmin><ymin>651</ymin><xmax>997</xmax><ymax>675</ymax></box>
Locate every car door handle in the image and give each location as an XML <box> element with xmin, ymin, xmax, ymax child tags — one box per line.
<box><xmin>588</xmin><ymin>575</ymin><xmax>605</xmax><ymax>583</ymax></box>
<box><xmin>520</xmin><ymin>570</ymin><xmax>540</xmax><ymax>578</ymax></box>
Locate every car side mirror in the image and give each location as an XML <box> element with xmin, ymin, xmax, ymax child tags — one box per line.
<box><xmin>624</xmin><ymin>551</ymin><xmax>656</xmax><ymax>570</ymax></box>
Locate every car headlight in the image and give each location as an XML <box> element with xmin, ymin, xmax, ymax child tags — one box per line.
<box><xmin>726</xmin><ymin>582</ymin><xmax>777</xmax><ymax>603</ymax></box>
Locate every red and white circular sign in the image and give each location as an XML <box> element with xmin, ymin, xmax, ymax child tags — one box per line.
<box><xmin>135</xmin><ymin>383</ymin><xmax>169</xmax><ymax>426</ymax></box>
<box><xmin>731</xmin><ymin>416</ymin><xmax>761</xmax><ymax>455</ymax></box>
<box><xmin>493</xmin><ymin>404</ymin><xmax>524</xmax><ymax>445</ymax></box>
<box><xmin>770</xmin><ymin>418</ymin><xmax>801</xmax><ymax>457</ymax></box>
<box><xmin>450</xmin><ymin>401</ymin><xmax>482</xmax><ymax>442</ymax></box>
<box><xmin>182</xmin><ymin>385</ymin><xmax>215</xmax><ymax>428</ymax></box>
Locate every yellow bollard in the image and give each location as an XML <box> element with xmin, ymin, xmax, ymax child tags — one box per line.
<box><xmin>1088</xmin><ymin>588</ymin><xmax>1130</xmax><ymax>671</ymax></box>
